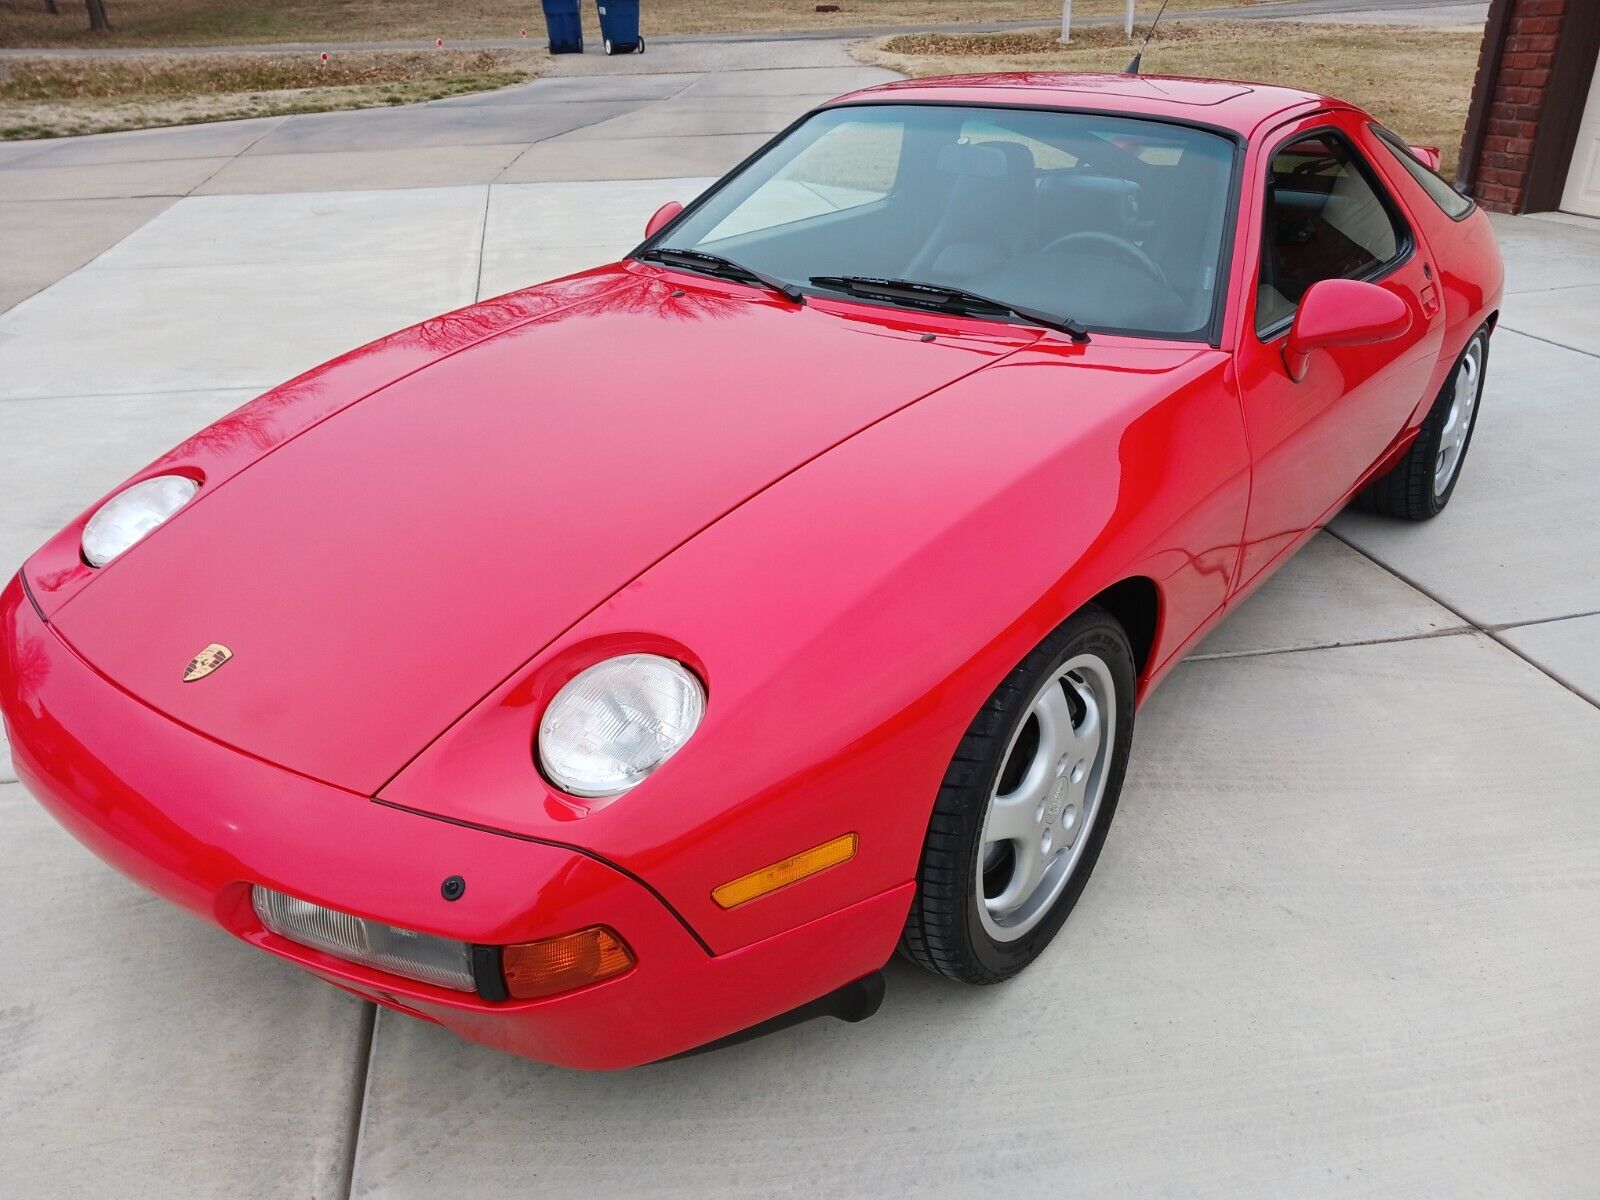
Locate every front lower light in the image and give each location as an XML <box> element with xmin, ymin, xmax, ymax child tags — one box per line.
<box><xmin>501</xmin><ymin>927</ymin><xmax>635</xmax><ymax>1000</ymax></box>
<box><xmin>538</xmin><ymin>653</ymin><xmax>706</xmax><ymax>797</ymax></box>
<box><xmin>81</xmin><ymin>474</ymin><xmax>199</xmax><ymax>567</ymax></box>
<box><xmin>252</xmin><ymin>886</ymin><xmax>476</xmax><ymax>992</ymax></box>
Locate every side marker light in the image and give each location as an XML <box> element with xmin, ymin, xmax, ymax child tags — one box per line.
<box><xmin>711</xmin><ymin>833</ymin><xmax>858</xmax><ymax>909</ymax></box>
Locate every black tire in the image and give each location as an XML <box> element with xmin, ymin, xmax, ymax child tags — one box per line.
<box><xmin>1352</xmin><ymin>325</ymin><xmax>1490</xmax><ymax>520</ymax></box>
<box><xmin>636</xmin><ymin>37</ymin><xmax>646</xmax><ymax>53</ymax></box>
<box><xmin>901</xmin><ymin>604</ymin><xmax>1136</xmax><ymax>984</ymax></box>
<box><xmin>603</xmin><ymin>38</ymin><xmax>615</xmax><ymax>55</ymax></box>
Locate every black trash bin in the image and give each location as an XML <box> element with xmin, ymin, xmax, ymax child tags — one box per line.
<box><xmin>540</xmin><ymin>0</ymin><xmax>583</xmax><ymax>53</ymax></box>
<box><xmin>595</xmin><ymin>0</ymin><xmax>643</xmax><ymax>54</ymax></box>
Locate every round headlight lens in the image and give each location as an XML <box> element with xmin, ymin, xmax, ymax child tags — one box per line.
<box><xmin>538</xmin><ymin>654</ymin><xmax>706</xmax><ymax>798</ymax></box>
<box><xmin>81</xmin><ymin>475</ymin><xmax>199</xmax><ymax>568</ymax></box>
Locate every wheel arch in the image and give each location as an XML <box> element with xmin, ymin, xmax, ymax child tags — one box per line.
<box><xmin>1086</xmin><ymin>576</ymin><xmax>1161</xmax><ymax>683</ymax></box>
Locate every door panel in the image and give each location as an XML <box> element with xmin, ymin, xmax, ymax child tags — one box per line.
<box><xmin>1232</xmin><ymin>117</ymin><xmax>1444</xmax><ymax>587</ymax></box>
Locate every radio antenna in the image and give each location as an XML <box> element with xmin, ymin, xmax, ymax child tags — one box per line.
<box><xmin>1124</xmin><ymin>0</ymin><xmax>1174</xmax><ymax>75</ymax></box>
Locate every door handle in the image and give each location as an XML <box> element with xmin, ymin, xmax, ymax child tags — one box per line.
<box><xmin>1420</xmin><ymin>263</ymin><xmax>1440</xmax><ymax>317</ymax></box>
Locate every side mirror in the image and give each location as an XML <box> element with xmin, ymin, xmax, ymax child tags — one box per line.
<box><xmin>644</xmin><ymin>201</ymin><xmax>683</xmax><ymax>240</ymax></box>
<box><xmin>1284</xmin><ymin>278</ymin><xmax>1412</xmax><ymax>382</ymax></box>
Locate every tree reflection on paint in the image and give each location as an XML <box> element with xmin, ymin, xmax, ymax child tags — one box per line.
<box><xmin>161</xmin><ymin>376</ymin><xmax>331</xmax><ymax>462</ymax></box>
<box><xmin>9</xmin><ymin>631</ymin><xmax>50</xmax><ymax>711</ymax></box>
<box><xmin>149</xmin><ymin>268</ymin><xmax>748</xmax><ymax>472</ymax></box>
<box><xmin>411</xmin><ymin>268</ymin><xmax>748</xmax><ymax>353</ymax></box>
<box><xmin>162</xmin><ymin>268</ymin><xmax>752</xmax><ymax>472</ymax></box>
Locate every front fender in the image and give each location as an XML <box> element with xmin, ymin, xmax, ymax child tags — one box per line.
<box><xmin>383</xmin><ymin>340</ymin><xmax>1249</xmax><ymax>952</ymax></box>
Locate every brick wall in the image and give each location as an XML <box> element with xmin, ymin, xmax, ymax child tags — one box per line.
<box><xmin>1464</xmin><ymin>0</ymin><xmax>1570</xmax><ymax>211</ymax></box>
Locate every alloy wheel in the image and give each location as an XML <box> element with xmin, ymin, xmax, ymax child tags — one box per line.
<box><xmin>977</xmin><ymin>653</ymin><xmax>1116</xmax><ymax>942</ymax></box>
<box><xmin>1435</xmin><ymin>337</ymin><xmax>1483</xmax><ymax>497</ymax></box>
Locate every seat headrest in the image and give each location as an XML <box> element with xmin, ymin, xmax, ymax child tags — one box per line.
<box><xmin>937</xmin><ymin>140</ymin><xmax>1033</xmax><ymax>179</ymax></box>
<box><xmin>1037</xmin><ymin>173</ymin><xmax>1139</xmax><ymax>239</ymax></box>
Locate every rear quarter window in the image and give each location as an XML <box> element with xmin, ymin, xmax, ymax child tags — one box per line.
<box><xmin>1372</xmin><ymin>125</ymin><xmax>1475</xmax><ymax>220</ymax></box>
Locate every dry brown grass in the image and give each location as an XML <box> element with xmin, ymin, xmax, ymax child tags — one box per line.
<box><xmin>855</xmin><ymin>20</ymin><xmax>1480</xmax><ymax>177</ymax></box>
<box><xmin>1</xmin><ymin>0</ymin><xmax>1255</xmax><ymax>48</ymax></box>
<box><xmin>879</xmin><ymin>22</ymin><xmax>1204</xmax><ymax>56</ymax></box>
<box><xmin>0</xmin><ymin>50</ymin><xmax>538</xmax><ymax>138</ymax></box>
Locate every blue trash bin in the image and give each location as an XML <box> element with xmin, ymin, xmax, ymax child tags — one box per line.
<box><xmin>540</xmin><ymin>0</ymin><xmax>583</xmax><ymax>54</ymax></box>
<box><xmin>595</xmin><ymin>0</ymin><xmax>643</xmax><ymax>54</ymax></box>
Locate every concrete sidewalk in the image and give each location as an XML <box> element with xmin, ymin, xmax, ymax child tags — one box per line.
<box><xmin>3</xmin><ymin>20</ymin><xmax>1598</xmax><ymax>1200</ymax></box>
<box><xmin>0</xmin><ymin>38</ymin><xmax>894</xmax><ymax>313</ymax></box>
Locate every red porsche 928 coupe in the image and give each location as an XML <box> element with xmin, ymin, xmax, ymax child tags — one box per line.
<box><xmin>1</xmin><ymin>74</ymin><xmax>1502</xmax><ymax>1069</ymax></box>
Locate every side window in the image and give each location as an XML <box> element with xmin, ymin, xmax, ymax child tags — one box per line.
<box><xmin>1256</xmin><ymin>132</ymin><xmax>1409</xmax><ymax>336</ymax></box>
<box><xmin>1372</xmin><ymin>125</ymin><xmax>1475</xmax><ymax>219</ymax></box>
<box><xmin>705</xmin><ymin>117</ymin><xmax>903</xmax><ymax>241</ymax></box>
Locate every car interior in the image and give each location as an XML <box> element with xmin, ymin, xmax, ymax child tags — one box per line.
<box><xmin>661</xmin><ymin>104</ymin><xmax>1239</xmax><ymax>338</ymax></box>
<box><xmin>1255</xmin><ymin>133</ymin><xmax>1409</xmax><ymax>335</ymax></box>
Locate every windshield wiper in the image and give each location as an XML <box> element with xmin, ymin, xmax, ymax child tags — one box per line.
<box><xmin>636</xmin><ymin>247</ymin><xmax>805</xmax><ymax>305</ymax></box>
<box><xmin>809</xmin><ymin>275</ymin><xmax>1089</xmax><ymax>343</ymax></box>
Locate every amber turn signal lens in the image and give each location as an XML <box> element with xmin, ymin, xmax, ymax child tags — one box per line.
<box><xmin>501</xmin><ymin>926</ymin><xmax>634</xmax><ymax>1000</ymax></box>
<box><xmin>711</xmin><ymin>832</ymin><xmax>858</xmax><ymax>909</ymax></box>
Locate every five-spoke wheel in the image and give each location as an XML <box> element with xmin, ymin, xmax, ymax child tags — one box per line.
<box><xmin>978</xmin><ymin>655</ymin><xmax>1115</xmax><ymax>942</ymax></box>
<box><xmin>1434</xmin><ymin>335</ymin><xmax>1482</xmax><ymax>499</ymax></box>
<box><xmin>902</xmin><ymin>604</ymin><xmax>1136</xmax><ymax>983</ymax></box>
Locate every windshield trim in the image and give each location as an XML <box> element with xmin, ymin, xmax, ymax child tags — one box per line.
<box><xmin>630</xmin><ymin>100</ymin><xmax>1246</xmax><ymax>348</ymax></box>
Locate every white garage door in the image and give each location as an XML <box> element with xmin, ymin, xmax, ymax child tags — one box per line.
<box><xmin>1562</xmin><ymin>56</ymin><xmax>1600</xmax><ymax>217</ymax></box>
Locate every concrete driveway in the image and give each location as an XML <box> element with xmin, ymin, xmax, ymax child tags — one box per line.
<box><xmin>2</xmin><ymin>28</ymin><xmax>1599</xmax><ymax>1200</ymax></box>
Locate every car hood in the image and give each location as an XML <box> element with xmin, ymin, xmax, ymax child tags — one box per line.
<box><xmin>49</xmin><ymin>266</ymin><xmax>1037</xmax><ymax>794</ymax></box>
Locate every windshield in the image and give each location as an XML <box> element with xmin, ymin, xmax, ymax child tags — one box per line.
<box><xmin>644</xmin><ymin>103</ymin><xmax>1237</xmax><ymax>339</ymax></box>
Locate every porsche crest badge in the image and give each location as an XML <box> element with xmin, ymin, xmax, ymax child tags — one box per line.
<box><xmin>183</xmin><ymin>644</ymin><xmax>233</xmax><ymax>683</ymax></box>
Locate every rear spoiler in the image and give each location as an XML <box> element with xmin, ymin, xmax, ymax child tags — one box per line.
<box><xmin>1410</xmin><ymin>145</ymin><xmax>1442</xmax><ymax>171</ymax></box>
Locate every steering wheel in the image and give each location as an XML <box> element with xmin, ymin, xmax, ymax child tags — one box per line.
<box><xmin>1040</xmin><ymin>231</ymin><xmax>1169</xmax><ymax>289</ymax></box>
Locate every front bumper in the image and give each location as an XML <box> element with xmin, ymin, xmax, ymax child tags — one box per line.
<box><xmin>0</xmin><ymin>574</ymin><xmax>909</xmax><ymax>1069</ymax></box>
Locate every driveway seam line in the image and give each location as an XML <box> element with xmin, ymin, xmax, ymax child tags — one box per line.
<box><xmin>1503</xmin><ymin>281</ymin><xmax>1600</xmax><ymax>296</ymax></box>
<box><xmin>492</xmin><ymin>89</ymin><xmax>676</xmax><ymax>183</ymax></box>
<box><xmin>563</xmin><ymin>128</ymin><xmax>783</xmax><ymax>139</ymax></box>
<box><xmin>1325</xmin><ymin>527</ymin><xmax>1600</xmax><ymax>712</ymax></box>
<box><xmin>1187</xmin><ymin>624</ymin><xmax>1474</xmax><ymax>661</ymax></box>
<box><xmin>9</xmin><ymin>190</ymin><xmax>193</xmax><ymax>199</ymax></box>
<box><xmin>1489</xmin><ymin>607</ymin><xmax>1600</xmax><ymax>631</ymax></box>
<box><xmin>186</xmin><ymin>115</ymin><xmax>289</xmax><ymax>195</ymax></box>
<box><xmin>492</xmin><ymin>124</ymin><xmax>582</xmax><ymax>183</ymax></box>
<box><xmin>1</xmin><ymin>385</ymin><xmax>270</xmax><ymax>403</ymax></box>
<box><xmin>0</xmin><ymin>283</ymin><xmax>47</xmax><ymax>312</ymax></box>
<box><xmin>0</xmin><ymin>195</ymin><xmax>177</xmax><ymax>203</ymax></box>
<box><xmin>225</xmin><ymin>138</ymin><xmax>530</xmax><ymax>163</ymax></box>
<box><xmin>339</xmin><ymin>1003</ymin><xmax>379</xmax><ymax>1200</ymax></box>
<box><xmin>1497</xmin><ymin>324</ymin><xmax>1600</xmax><ymax>361</ymax></box>
<box><xmin>0</xmin><ymin>195</ymin><xmax>180</xmax><ymax>315</ymax></box>
<box><xmin>0</xmin><ymin>149</ymin><xmax>252</xmax><ymax>171</ymax></box>
<box><xmin>472</xmin><ymin>183</ymin><xmax>492</xmax><ymax>302</ymax></box>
